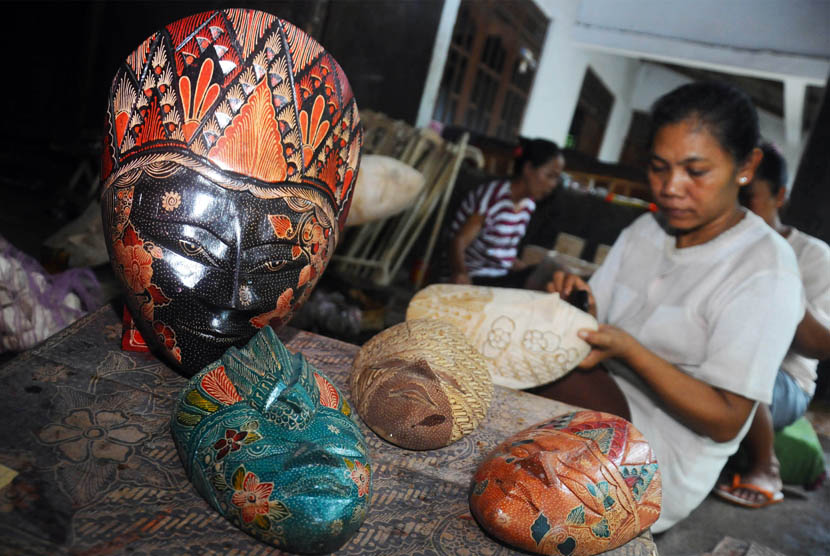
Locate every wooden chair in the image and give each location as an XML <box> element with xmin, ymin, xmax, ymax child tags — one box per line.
<box><xmin>360</xmin><ymin>110</ymin><xmax>419</xmax><ymax>159</ymax></box>
<box><xmin>334</xmin><ymin>129</ymin><xmax>480</xmax><ymax>288</ymax></box>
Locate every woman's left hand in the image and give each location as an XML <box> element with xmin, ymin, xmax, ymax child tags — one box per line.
<box><xmin>511</xmin><ymin>259</ymin><xmax>528</xmax><ymax>271</ymax></box>
<box><xmin>577</xmin><ymin>324</ymin><xmax>638</xmax><ymax>368</ymax></box>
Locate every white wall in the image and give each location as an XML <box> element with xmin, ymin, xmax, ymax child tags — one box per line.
<box><xmin>522</xmin><ymin>0</ymin><xmax>641</xmax><ymax>162</ymax></box>
<box><xmin>569</xmin><ymin>0</ymin><xmax>822</xmax><ymax>175</ymax></box>
<box><xmin>417</xmin><ymin>0</ymin><xmax>809</xmax><ymax>169</ymax></box>
<box><xmin>630</xmin><ymin>63</ymin><xmax>692</xmax><ymax>112</ymax></box>
<box><xmin>577</xmin><ymin>0</ymin><xmax>830</xmax><ymax>59</ymax></box>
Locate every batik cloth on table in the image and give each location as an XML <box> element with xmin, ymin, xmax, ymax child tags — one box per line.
<box><xmin>0</xmin><ymin>305</ymin><xmax>657</xmax><ymax>555</ymax></box>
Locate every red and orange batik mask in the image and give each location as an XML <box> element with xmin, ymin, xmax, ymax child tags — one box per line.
<box><xmin>101</xmin><ymin>9</ymin><xmax>361</xmax><ymax>374</ymax></box>
<box><xmin>470</xmin><ymin>411</ymin><xmax>661</xmax><ymax>555</ymax></box>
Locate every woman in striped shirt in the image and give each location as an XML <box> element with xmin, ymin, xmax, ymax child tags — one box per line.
<box><xmin>449</xmin><ymin>138</ymin><xmax>564</xmax><ymax>287</ymax></box>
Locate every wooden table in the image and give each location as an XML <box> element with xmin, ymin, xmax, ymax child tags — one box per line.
<box><xmin>0</xmin><ymin>305</ymin><xmax>656</xmax><ymax>555</ymax></box>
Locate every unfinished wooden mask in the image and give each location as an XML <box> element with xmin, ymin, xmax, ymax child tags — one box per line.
<box><xmin>350</xmin><ymin>319</ymin><xmax>493</xmax><ymax>450</ymax></box>
<box><xmin>344</xmin><ymin>154</ymin><xmax>425</xmax><ymax>227</ymax></box>
<box><xmin>171</xmin><ymin>326</ymin><xmax>371</xmax><ymax>554</ymax></box>
<box><xmin>406</xmin><ymin>285</ymin><xmax>598</xmax><ymax>389</ymax></box>
<box><xmin>470</xmin><ymin>411</ymin><xmax>661</xmax><ymax>555</ymax></box>
<box><xmin>101</xmin><ymin>9</ymin><xmax>361</xmax><ymax>374</ymax></box>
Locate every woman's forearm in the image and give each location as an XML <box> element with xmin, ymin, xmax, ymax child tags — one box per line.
<box><xmin>623</xmin><ymin>341</ymin><xmax>755</xmax><ymax>443</ymax></box>
<box><xmin>449</xmin><ymin>239</ymin><xmax>468</xmax><ymax>277</ymax></box>
<box><xmin>791</xmin><ymin>309</ymin><xmax>830</xmax><ymax>361</ymax></box>
<box><xmin>449</xmin><ymin>214</ymin><xmax>484</xmax><ymax>279</ymax></box>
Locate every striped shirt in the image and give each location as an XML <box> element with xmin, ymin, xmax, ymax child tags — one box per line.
<box><xmin>450</xmin><ymin>179</ymin><xmax>535</xmax><ymax>277</ymax></box>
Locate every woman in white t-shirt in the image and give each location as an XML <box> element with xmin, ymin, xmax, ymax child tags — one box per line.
<box><xmin>532</xmin><ymin>82</ymin><xmax>804</xmax><ymax>532</ymax></box>
<box><xmin>714</xmin><ymin>142</ymin><xmax>830</xmax><ymax>507</ymax></box>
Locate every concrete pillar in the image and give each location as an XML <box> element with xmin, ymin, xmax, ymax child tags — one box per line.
<box><xmin>783</xmin><ymin>77</ymin><xmax>808</xmax><ymax>147</ymax></box>
<box><xmin>782</xmin><ymin>78</ymin><xmax>809</xmax><ymax>190</ymax></box>
<box><xmin>415</xmin><ymin>0</ymin><xmax>461</xmax><ymax>128</ymax></box>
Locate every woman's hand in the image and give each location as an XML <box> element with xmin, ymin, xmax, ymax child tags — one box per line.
<box><xmin>577</xmin><ymin>324</ymin><xmax>637</xmax><ymax>368</ymax></box>
<box><xmin>511</xmin><ymin>259</ymin><xmax>529</xmax><ymax>271</ymax></box>
<box><xmin>791</xmin><ymin>308</ymin><xmax>830</xmax><ymax>361</ymax></box>
<box><xmin>451</xmin><ymin>272</ymin><xmax>472</xmax><ymax>285</ymax></box>
<box><xmin>546</xmin><ymin>270</ymin><xmax>597</xmax><ymax>317</ymax></box>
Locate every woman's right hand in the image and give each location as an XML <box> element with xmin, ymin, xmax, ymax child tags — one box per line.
<box><xmin>546</xmin><ymin>270</ymin><xmax>597</xmax><ymax>317</ymax></box>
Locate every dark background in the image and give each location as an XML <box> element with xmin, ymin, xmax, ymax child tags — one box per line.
<box><xmin>1</xmin><ymin>0</ymin><xmax>442</xmax><ymax>146</ymax></box>
<box><xmin>0</xmin><ymin>0</ymin><xmax>443</xmax><ymax>255</ymax></box>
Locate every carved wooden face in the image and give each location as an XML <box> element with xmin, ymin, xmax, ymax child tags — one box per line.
<box><xmin>358</xmin><ymin>357</ymin><xmax>455</xmax><ymax>449</ymax></box>
<box><xmin>101</xmin><ymin>9</ymin><xmax>361</xmax><ymax>373</ymax></box>
<box><xmin>470</xmin><ymin>411</ymin><xmax>661</xmax><ymax>555</ymax></box>
<box><xmin>105</xmin><ymin>167</ymin><xmax>334</xmax><ymax>372</ymax></box>
<box><xmin>406</xmin><ymin>285</ymin><xmax>597</xmax><ymax>390</ymax></box>
<box><xmin>171</xmin><ymin>326</ymin><xmax>371</xmax><ymax>553</ymax></box>
<box><xmin>350</xmin><ymin>319</ymin><xmax>493</xmax><ymax>451</ymax></box>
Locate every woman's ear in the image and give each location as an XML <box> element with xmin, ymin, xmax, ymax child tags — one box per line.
<box><xmin>775</xmin><ymin>184</ymin><xmax>788</xmax><ymax>208</ymax></box>
<box><xmin>737</xmin><ymin>146</ymin><xmax>764</xmax><ymax>186</ymax></box>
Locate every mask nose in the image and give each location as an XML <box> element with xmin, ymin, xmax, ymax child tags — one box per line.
<box><xmin>232</xmin><ymin>276</ymin><xmax>256</xmax><ymax>309</ymax></box>
<box><xmin>263</xmin><ymin>383</ymin><xmax>316</xmax><ymax>430</ymax></box>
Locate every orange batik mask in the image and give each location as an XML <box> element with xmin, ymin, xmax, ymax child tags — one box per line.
<box><xmin>470</xmin><ymin>411</ymin><xmax>661</xmax><ymax>556</ymax></box>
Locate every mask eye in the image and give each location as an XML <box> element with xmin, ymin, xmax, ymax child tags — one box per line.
<box><xmin>179</xmin><ymin>239</ymin><xmax>203</xmax><ymax>256</ymax></box>
<box><xmin>177</xmin><ymin>238</ymin><xmax>219</xmax><ymax>267</ymax></box>
<box><xmin>253</xmin><ymin>260</ymin><xmax>289</xmax><ymax>273</ymax></box>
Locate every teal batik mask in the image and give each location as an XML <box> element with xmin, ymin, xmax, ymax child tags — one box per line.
<box><xmin>170</xmin><ymin>326</ymin><xmax>372</xmax><ymax>554</ymax></box>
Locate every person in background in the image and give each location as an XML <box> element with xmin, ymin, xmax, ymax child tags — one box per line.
<box><xmin>536</xmin><ymin>81</ymin><xmax>804</xmax><ymax>532</ymax></box>
<box><xmin>714</xmin><ymin>142</ymin><xmax>830</xmax><ymax>507</ymax></box>
<box><xmin>448</xmin><ymin>138</ymin><xmax>564</xmax><ymax>288</ymax></box>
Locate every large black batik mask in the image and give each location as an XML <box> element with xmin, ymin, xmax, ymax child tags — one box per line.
<box><xmin>101</xmin><ymin>9</ymin><xmax>361</xmax><ymax>374</ymax></box>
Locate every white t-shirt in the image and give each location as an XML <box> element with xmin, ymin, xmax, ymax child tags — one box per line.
<box><xmin>781</xmin><ymin>227</ymin><xmax>830</xmax><ymax>396</ymax></box>
<box><xmin>588</xmin><ymin>210</ymin><xmax>803</xmax><ymax>532</ymax></box>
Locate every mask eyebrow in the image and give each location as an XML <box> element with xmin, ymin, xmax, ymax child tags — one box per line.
<box><xmin>148</xmin><ymin>218</ymin><xmax>232</xmax><ymax>248</ymax></box>
<box><xmin>147</xmin><ymin>216</ymin><xmax>233</xmax><ymax>247</ymax></box>
<box><xmin>244</xmin><ymin>238</ymin><xmax>303</xmax><ymax>250</ymax></box>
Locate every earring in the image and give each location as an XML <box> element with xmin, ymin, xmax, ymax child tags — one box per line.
<box><xmin>739</xmin><ymin>176</ymin><xmax>747</xmax><ymax>184</ymax></box>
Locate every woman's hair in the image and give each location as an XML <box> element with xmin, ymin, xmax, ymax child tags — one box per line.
<box><xmin>755</xmin><ymin>141</ymin><xmax>788</xmax><ymax>195</ymax></box>
<box><xmin>649</xmin><ymin>81</ymin><xmax>760</xmax><ymax>163</ymax></box>
<box><xmin>514</xmin><ymin>137</ymin><xmax>561</xmax><ymax>176</ymax></box>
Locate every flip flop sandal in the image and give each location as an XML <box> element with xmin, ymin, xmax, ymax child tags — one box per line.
<box><xmin>714</xmin><ymin>473</ymin><xmax>784</xmax><ymax>509</ymax></box>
